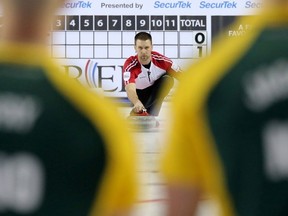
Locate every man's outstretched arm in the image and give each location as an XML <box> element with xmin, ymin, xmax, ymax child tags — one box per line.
<box><xmin>125</xmin><ymin>83</ymin><xmax>145</xmax><ymax>113</ymax></box>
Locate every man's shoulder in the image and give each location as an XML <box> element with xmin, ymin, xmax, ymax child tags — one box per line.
<box><xmin>123</xmin><ymin>55</ymin><xmax>140</xmax><ymax>72</ymax></box>
<box><xmin>125</xmin><ymin>54</ymin><xmax>138</xmax><ymax>63</ymax></box>
<box><xmin>151</xmin><ymin>51</ymin><xmax>173</xmax><ymax>69</ymax></box>
<box><xmin>152</xmin><ymin>51</ymin><xmax>172</xmax><ymax>62</ymax></box>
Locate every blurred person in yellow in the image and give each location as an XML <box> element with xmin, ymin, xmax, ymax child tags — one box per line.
<box><xmin>0</xmin><ymin>0</ymin><xmax>137</xmax><ymax>216</ymax></box>
<box><xmin>161</xmin><ymin>0</ymin><xmax>288</xmax><ymax>215</ymax></box>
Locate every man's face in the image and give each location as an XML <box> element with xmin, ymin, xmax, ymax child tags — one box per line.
<box><xmin>134</xmin><ymin>39</ymin><xmax>153</xmax><ymax>65</ymax></box>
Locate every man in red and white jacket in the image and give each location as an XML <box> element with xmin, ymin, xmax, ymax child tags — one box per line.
<box><xmin>123</xmin><ymin>32</ymin><xmax>181</xmax><ymax>116</ymax></box>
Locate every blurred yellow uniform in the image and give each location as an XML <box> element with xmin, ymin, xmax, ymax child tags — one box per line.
<box><xmin>0</xmin><ymin>44</ymin><xmax>137</xmax><ymax>216</ymax></box>
<box><xmin>162</xmin><ymin>8</ymin><xmax>288</xmax><ymax>216</ymax></box>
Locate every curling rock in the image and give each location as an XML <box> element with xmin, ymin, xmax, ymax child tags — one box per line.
<box><xmin>127</xmin><ymin>116</ymin><xmax>158</xmax><ymax>129</ymax></box>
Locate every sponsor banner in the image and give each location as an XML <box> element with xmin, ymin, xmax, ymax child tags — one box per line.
<box><xmin>57</xmin><ymin>0</ymin><xmax>263</xmax><ymax>15</ymax></box>
<box><xmin>60</xmin><ymin>58</ymin><xmax>126</xmax><ymax>97</ymax></box>
<box><xmin>59</xmin><ymin>58</ymin><xmax>186</xmax><ymax>98</ymax></box>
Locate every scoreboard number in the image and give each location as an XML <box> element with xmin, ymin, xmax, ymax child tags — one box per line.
<box><xmin>81</xmin><ymin>16</ymin><xmax>93</xmax><ymax>30</ymax></box>
<box><xmin>151</xmin><ymin>16</ymin><xmax>164</xmax><ymax>30</ymax></box>
<box><xmin>195</xmin><ymin>32</ymin><xmax>205</xmax><ymax>44</ymax></box>
<box><xmin>195</xmin><ymin>32</ymin><xmax>206</xmax><ymax>58</ymax></box>
<box><xmin>165</xmin><ymin>16</ymin><xmax>178</xmax><ymax>30</ymax></box>
<box><xmin>95</xmin><ymin>16</ymin><xmax>107</xmax><ymax>30</ymax></box>
<box><xmin>70</xmin><ymin>20</ymin><xmax>76</xmax><ymax>27</ymax></box>
<box><xmin>197</xmin><ymin>46</ymin><xmax>203</xmax><ymax>57</ymax></box>
<box><xmin>123</xmin><ymin>16</ymin><xmax>135</xmax><ymax>30</ymax></box>
<box><xmin>109</xmin><ymin>16</ymin><xmax>121</xmax><ymax>30</ymax></box>
<box><xmin>97</xmin><ymin>20</ymin><xmax>103</xmax><ymax>27</ymax></box>
<box><xmin>137</xmin><ymin>16</ymin><xmax>149</xmax><ymax>30</ymax></box>
<box><xmin>56</xmin><ymin>20</ymin><xmax>61</xmax><ymax>27</ymax></box>
<box><xmin>53</xmin><ymin>16</ymin><xmax>65</xmax><ymax>30</ymax></box>
<box><xmin>67</xmin><ymin>16</ymin><xmax>79</xmax><ymax>30</ymax></box>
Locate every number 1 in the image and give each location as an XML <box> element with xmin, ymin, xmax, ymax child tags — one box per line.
<box><xmin>197</xmin><ymin>46</ymin><xmax>203</xmax><ymax>57</ymax></box>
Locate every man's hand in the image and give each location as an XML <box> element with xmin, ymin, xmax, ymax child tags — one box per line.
<box><xmin>133</xmin><ymin>100</ymin><xmax>145</xmax><ymax>113</ymax></box>
<box><xmin>125</xmin><ymin>83</ymin><xmax>146</xmax><ymax>113</ymax></box>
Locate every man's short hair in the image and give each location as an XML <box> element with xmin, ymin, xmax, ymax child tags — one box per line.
<box><xmin>134</xmin><ymin>32</ymin><xmax>152</xmax><ymax>44</ymax></box>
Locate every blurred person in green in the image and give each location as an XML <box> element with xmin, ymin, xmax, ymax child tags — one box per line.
<box><xmin>0</xmin><ymin>0</ymin><xmax>137</xmax><ymax>215</ymax></box>
<box><xmin>161</xmin><ymin>0</ymin><xmax>288</xmax><ymax>215</ymax></box>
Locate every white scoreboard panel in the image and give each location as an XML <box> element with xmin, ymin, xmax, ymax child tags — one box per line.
<box><xmin>51</xmin><ymin>0</ymin><xmax>262</xmax><ymax>98</ymax></box>
<box><xmin>52</xmin><ymin>15</ymin><xmax>207</xmax><ymax>60</ymax></box>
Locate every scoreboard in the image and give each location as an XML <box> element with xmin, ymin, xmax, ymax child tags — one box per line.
<box><xmin>52</xmin><ymin>15</ymin><xmax>207</xmax><ymax>60</ymax></box>
<box><xmin>51</xmin><ymin>0</ymin><xmax>262</xmax><ymax>97</ymax></box>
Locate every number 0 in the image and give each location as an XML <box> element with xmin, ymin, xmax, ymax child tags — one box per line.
<box><xmin>195</xmin><ymin>33</ymin><xmax>205</xmax><ymax>44</ymax></box>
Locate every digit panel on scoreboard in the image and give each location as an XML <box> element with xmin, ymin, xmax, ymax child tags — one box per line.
<box><xmin>51</xmin><ymin>15</ymin><xmax>207</xmax><ymax>59</ymax></box>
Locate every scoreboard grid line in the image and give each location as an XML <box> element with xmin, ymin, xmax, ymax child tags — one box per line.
<box><xmin>51</xmin><ymin>15</ymin><xmax>208</xmax><ymax>60</ymax></box>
